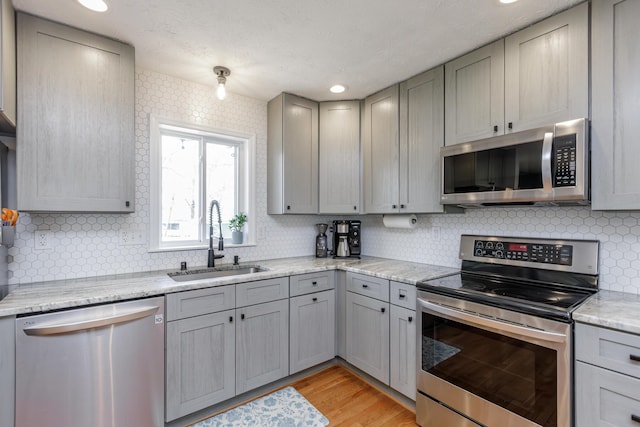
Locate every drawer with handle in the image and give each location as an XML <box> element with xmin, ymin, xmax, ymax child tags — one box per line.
<box><xmin>575</xmin><ymin>322</ymin><xmax>640</xmax><ymax>379</ymax></box>
<box><xmin>290</xmin><ymin>271</ymin><xmax>334</xmax><ymax>297</ymax></box>
<box><xmin>346</xmin><ymin>272</ymin><xmax>389</xmax><ymax>302</ymax></box>
<box><xmin>389</xmin><ymin>281</ymin><xmax>416</xmax><ymax>310</ymax></box>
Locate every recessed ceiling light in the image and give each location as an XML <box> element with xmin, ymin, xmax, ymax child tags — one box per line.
<box><xmin>78</xmin><ymin>0</ymin><xmax>109</xmax><ymax>12</ymax></box>
<box><xmin>330</xmin><ymin>84</ymin><xmax>347</xmax><ymax>94</ymax></box>
<box><xmin>499</xmin><ymin>0</ymin><xmax>519</xmax><ymax>4</ymax></box>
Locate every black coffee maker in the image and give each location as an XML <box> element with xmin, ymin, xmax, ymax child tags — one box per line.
<box><xmin>332</xmin><ymin>220</ymin><xmax>361</xmax><ymax>258</ymax></box>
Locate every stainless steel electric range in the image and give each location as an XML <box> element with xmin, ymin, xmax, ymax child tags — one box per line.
<box><xmin>416</xmin><ymin>234</ymin><xmax>599</xmax><ymax>427</ymax></box>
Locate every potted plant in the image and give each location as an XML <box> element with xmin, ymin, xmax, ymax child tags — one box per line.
<box><xmin>229</xmin><ymin>212</ymin><xmax>247</xmax><ymax>244</ymax></box>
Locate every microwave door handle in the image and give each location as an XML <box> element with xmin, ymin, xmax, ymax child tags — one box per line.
<box><xmin>541</xmin><ymin>132</ymin><xmax>554</xmax><ymax>193</ymax></box>
<box><xmin>418</xmin><ymin>298</ymin><xmax>567</xmax><ymax>344</ymax></box>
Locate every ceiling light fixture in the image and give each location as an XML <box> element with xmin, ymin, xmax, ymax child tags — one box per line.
<box><xmin>78</xmin><ymin>0</ymin><xmax>109</xmax><ymax>12</ymax></box>
<box><xmin>499</xmin><ymin>0</ymin><xmax>519</xmax><ymax>4</ymax></box>
<box><xmin>330</xmin><ymin>84</ymin><xmax>347</xmax><ymax>94</ymax></box>
<box><xmin>213</xmin><ymin>66</ymin><xmax>231</xmax><ymax>100</ymax></box>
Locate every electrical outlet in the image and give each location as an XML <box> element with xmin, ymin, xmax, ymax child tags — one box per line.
<box><xmin>34</xmin><ymin>231</ymin><xmax>52</xmax><ymax>250</ymax></box>
<box><xmin>431</xmin><ymin>226</ymin><xmax>441</xmax><ymax>242</ymax></box>
<box><xmin>119</xmin><ymin>229</ymin><xmax>145</xmax><ymax>246</ymax></box>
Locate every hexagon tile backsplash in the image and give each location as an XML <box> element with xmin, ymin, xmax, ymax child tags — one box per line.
<box><xmin>7</xmin><ymin>68</ymin><xmax>640</xmax><ymax>295</ymax></box>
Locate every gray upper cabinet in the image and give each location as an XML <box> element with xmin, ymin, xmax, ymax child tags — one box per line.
<box><xmin>267</xmin><ymin>93</ymin><xmax>319</xmax><ymax>214</ymax></box>
<box><xmin>364</xmin><ymin>69</ymin><xmax>449</xmax><ymax>214</ymax></box>
<box><xmin>504</xmin><ymin>2</ymin><xmax>588</xmax><ymax>132</ymax></box>
<box><xmin>445</xmin><ymin>3</ymin><xmax>588</xmax><ymax>145</ymax></box>
<box><xmin>445</xmin><ymin>40</ymin><xmax>505</xmax><ymax>145</ymax></box>
<box><xmin>591</xmin><ymin>0</ymin><xmax>640</xmax><ymax>210</ymax></box>
<box><xmin>362</xmin><ymin>85</ymin><xmax>400</xmax><ymax>214</ymax></box>
<box><xmin>0</xmin><ymin>0</ymin><xmax>15</xmax><ymax>132</ymax></box>
<box><xmin>319</xmin><ymin>101</ymin><xmax>361</xmax><ymax>214</ymax></box>
<box><xmin>17</xmin><ymin>13</ymin><xmax>135</xmax><ymax>212</ymax></box>
<box><xmin>399</xmin><ymin>67</ymin><xmax>447</xmax><ymax>213</ymax></box>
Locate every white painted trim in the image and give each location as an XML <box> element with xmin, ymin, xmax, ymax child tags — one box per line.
<box><xmin>148</xmin><ymin>114</ymin><xmax>257</xmax><ymax>252</ymax></box>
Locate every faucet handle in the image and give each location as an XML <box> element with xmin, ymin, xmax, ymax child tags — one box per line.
<box><xmin>233</xmin><ymin>255</ymin><xmax>240</xmax><ymax>265</ymax></box>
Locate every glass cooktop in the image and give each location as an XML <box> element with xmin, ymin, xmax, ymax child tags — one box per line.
<box><xmin>417</xmin><ymin>271</ymin><xmax>594</xmax><ymax>322</ymax></box>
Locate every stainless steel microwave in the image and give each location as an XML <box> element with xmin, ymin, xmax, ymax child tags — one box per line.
<box><xmin>440</xmin><ymin>118</ymin><xmax>589</xmax><ymax>207</ymax></box>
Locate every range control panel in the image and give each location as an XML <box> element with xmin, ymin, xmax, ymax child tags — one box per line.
<box><xmin>473</xmin><ymin>239</ymin><xmax>573</xmax><ymax>266</ymax></box>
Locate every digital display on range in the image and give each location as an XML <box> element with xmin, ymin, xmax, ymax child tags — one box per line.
<box><xmin>474</xmin><ymin>240</ymin><xmax>573</xmax><ymax>265</ymax></box>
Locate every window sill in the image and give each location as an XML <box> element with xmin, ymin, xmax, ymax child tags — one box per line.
<box><xmin>148</xmin><ymin>242</ymin><xmax>257</xmax><ymax>253</ymax></box>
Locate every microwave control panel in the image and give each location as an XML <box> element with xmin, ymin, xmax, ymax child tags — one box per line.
<box><xmin>552</xmin><ymin>134</ymin><xmax>577</xmax><ymax>187</ymax></box>
<box><xmin>473</xmin><ymin>239</ymin><xmax>573</xmax><ymax>266</ymax></box>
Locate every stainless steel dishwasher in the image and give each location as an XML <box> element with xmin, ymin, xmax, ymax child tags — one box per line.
<box><xmin>15</xmin><ymin>296</ymin><xmax>165</xmax><ymax>427</ymax></box>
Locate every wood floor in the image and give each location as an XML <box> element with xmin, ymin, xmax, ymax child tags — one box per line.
<box><xmin>290</xmin><ymin>365</ymin><xmax>419</xmax><ymax>427</ymax></box>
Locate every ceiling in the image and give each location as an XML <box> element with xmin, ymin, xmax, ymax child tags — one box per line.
<box><xmin>12</xmin><ymin>0</ymin><xmax>584</xmax><ymax>102</ymax></box>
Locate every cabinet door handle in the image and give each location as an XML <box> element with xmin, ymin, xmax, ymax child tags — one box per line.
<box><xmin>630</xmin><ymin>354</ymin><xmax>640</xmax><ymax>362</ymax></box>
<box><xmin>362</xmin><ymin>284</ymin><xmax>369</xmax><ymax>288</ymax></box>
<box><xmin>381</xmin><ymin>307</ymin><xmax>385</xmax><ymax>313</ymax></box>
<box><xmin>241</xmin><ymin>313</ymin><xmax>245</xmax><ymax>320</ymax></box>
<box><xmin>632</xmin><ymin>414</ymin><xmax>640</xmax><ymax>424</ymax></box>
<box><xmin>286</xmin><ymin>205</ymin><xmax>291</xmax><ymax>210</ymax></box>
<box><xmin>493</xmin><ymin>125</ymin><xmax>498</xmax><ymax>132</ymax></box>
<box><xmin>312</xmin><ymin>281</ymin><xmax>317</xmax><ymax>285</ymax></box>
<box><xmin>229</xmin><ymin>316</ymin><xmax>233</xmax><ymax>323</ymax></box>
<box><xmin>353</xmin><ymin>205</ymin><xmax>357</xmax><ymax>210</ymax></box>
<box><xmin>508</xmin><ymin>122</ymin><xmax>513</xmax><ymax>130</ymax></box>
<box><xmin>399</xmin><ymin>294</ymin><xmax>405</xmax><ymax>299</ymax></box>
<box><xmin>125</xmin><ymin>201</ymin><xmax>130</xmax><ymax>208</ymax></box>
<box><xmin>392</xmin><ymin>204</ymin><xmax>397</xmax><ymax>209</ymax></box>
<box><xmin>408</xmin><ymin>316</ymin><xmax>413</xmax><ymax>323</ymax></box>
<box><xmin>312</xmin><ymin>297</ymin><xmax>318</xmax><ymax>302</ymax></box>
<box><xmin>400</xmin><ymin>204</ymin><xmax>405</xmax><ymax>208</ymax></box>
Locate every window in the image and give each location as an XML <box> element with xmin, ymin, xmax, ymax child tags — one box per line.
<box><xmin>150</xmin><ymin>116</ymin><xmax>255</xmax><ymax>251</ymax></box>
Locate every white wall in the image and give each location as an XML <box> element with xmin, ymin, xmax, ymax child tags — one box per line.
<box><xmin>8</xmin><ymin>69</ymin><xmax>640</xmax><ymax>295</ymax></box>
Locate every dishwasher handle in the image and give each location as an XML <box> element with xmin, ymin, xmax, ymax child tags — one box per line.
<box><xmin>22</xmin><ymin>305</ymin><xmax>159</xmax><ymax>336</ymax></box>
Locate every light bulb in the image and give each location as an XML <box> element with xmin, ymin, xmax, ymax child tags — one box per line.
<box><xmin>330</xmin><ymin>84</ymin><xmax>346</xmax><ymax>94</ymax></box>
<box><xmin>216</xmin><ymin>83</ymin><xmax>226</xmax><ymax>100</ymax></box>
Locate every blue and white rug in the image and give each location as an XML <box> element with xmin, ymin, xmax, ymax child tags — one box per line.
<box><xmin>191</xmin><ymin>386</ymin><xmax>329</xmax><ymax>427</ymax></box>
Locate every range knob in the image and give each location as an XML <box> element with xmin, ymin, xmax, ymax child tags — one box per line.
<box><xmin>496</xmin><ymin>250</ymin><xmax>504</xmax><ymax>258</ymax></box>
<box><xmin>475</xmin><ymin>249</ymin><xmax>484</xmax><ymax>257</ymax></box>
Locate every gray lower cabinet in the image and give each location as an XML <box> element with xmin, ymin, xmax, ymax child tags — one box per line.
<box><xmin>16</xmin><ymin>13</ymin><xmax>135</xmax><ymax>212</ymax></box>
<box><xmin>165</xmin><ymin>285</ymin><xmax>236</xmax><ymax>421</ymax></box>
<box><xmin>0</xmin><ymin>316</ymin><xmax>15</xmax><ymax>427</ymax></box>
<box><xmin>290</xmin><ymin>289</ymin><xmax>336</xmax><ymax>374</ymax></box>
<box><xmin>389</xmin><ymin>281</ymin><xmax>416</xmax><ymax>400</ymax></box>
<box><xmin>236</xmin><ymin>298</ymin><xmax>289</xmax><ymax>394</ymax></box>
<box><xmin>575</xmin><ymin>322</ymin><xmax>640</xmax><ymax>426</ymax></box>
<box><xmin>346</xmin><ymin>291</ymin><xmax>390</xmax><ymax>384</ymax></box>
<box><xmin>591</xmin><ymin>0</ymin><xmax>640</xmax><ymax>210</ymax></box>
<box><xmin>165</xmin><ymin>309</ymin><xmax>236</xmax><ymax>421</ymax></box>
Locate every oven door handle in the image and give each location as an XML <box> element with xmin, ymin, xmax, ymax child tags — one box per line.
<box><xmin>418</xmin><ymin>298</ymin><xmax>568</xmax><ymax>344</ymax></box>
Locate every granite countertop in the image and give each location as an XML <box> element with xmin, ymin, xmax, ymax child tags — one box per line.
<box><xmin>573</xmin><ymin>290</ymin><xmax>640</xmax><ymax>335</ymax></box>
<box><xmin>0</xmin><ymin>256</ymin><xmax>459</xmax><ymax>317</ymax></box>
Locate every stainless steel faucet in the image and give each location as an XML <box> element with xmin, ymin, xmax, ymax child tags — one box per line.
<box><xmin>208</xmin><ymin>200</ymin><xmax>225</xmax><ymax>267</ymax></box>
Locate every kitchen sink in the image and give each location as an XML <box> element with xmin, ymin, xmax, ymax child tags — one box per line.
<box><xmin>167</xmin><ymin>265</ymin><xmax>266</xmax><ymax>282</ymax></box>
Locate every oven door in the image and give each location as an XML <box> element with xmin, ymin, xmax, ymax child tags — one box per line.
<box><xmin>416</xmin><ymin>291</ymin><xmax>571</xmax><ymax>427</ymax></box>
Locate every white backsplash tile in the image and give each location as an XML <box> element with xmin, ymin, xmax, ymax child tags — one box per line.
<box><xmin>8</xmin><ymin>69</ymin><xmax>640</xmax><ymax>295</ymax></box>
